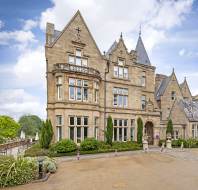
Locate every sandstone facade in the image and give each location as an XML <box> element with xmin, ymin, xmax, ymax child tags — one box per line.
<box><xmin>45</xmin><ymin>11</ymin><xmax>197</xmax><ymax>144</ymax></box>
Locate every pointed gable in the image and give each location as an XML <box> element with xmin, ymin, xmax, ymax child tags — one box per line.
<box><xmin>180</xmin><ymin>78</ymin><xmax>192</xmax><ymax>100</ymax></box>
<box><xmin>155</xmin><ymin>70</ymin><xmax>183</xmax><ymax>101</ymax></box>
<box><xmin>107</xmin><ymin>35</ymin><xmax>128</xmax><ymax>57</ymax></box>
<box><xmin>48</xmin><ymin>10</ymin><xmax>102</xmax><ymax>57</ymax></box>
<box><xmin>135</xmin><ymin>36</ymin><xmax>151</xmax><ymax>65</ymax></box>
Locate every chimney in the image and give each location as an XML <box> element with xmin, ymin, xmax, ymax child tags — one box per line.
<box><xmin>46</xmin><ymin>23</ymin><xmax>55</xmax><ymax>45</ymax></box>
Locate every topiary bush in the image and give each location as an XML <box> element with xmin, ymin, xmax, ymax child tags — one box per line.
<box><xmin>0</xmin><ymin>156</ymin><xmax>38</xmax><ymax>187</ymax></box>
<box><xmin>50</xmin><ymin>139</ymin><xmax>77</xmax><ymax>153</ymax></box>
<box><xmin>80</xmin><ymin>138</ymin><xmax>99</xmax><ymax>151</ymax></box>
<box><xmin>105</xmin><ymin>116</ymin><xmax>113</xmax><ymax>146</ymax></box>
<box><xmin>40</xmin><ymin>119</ymin><xmax>53</xmax><ymax>149</ymax></box>
<box><xmin>137</xmin><ymin>118</ymin><xmax>143</xmax><ymax>144</ymax></box>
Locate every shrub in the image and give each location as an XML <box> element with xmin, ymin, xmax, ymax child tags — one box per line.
<box><xmin>105</xmin><ymin>116</ymin><xmax>113</xmax><ymax>146</ymax></box>
<box><xmin>24</xmin><ymin>143</ymin><xmax>49</xmax><ymax>157</ymax></box>
<box><xmin>50</xmin><ymin>139</ymin><xmax>77</xmax><ymax>153</ymax></box>
<box><xmin>98</xmin><ymin>141</ymin><xmax>112</xmax><ymax>150</ymax></box>
<box><xmin>80</xmin><ymin>138</ymin><xmax>99</xmax><ymax>151</ymax></box>
<box><xmin>0</xmin><ymin>156</ymin><xmax>38</xmax><ymax>187</ymax></box>
<box><xmin>43</xmin><ymin>157</ymin><xmax>57</xmax><ymax>173</ymax></box>
<box><xmin>159</xmin><ymin>139</ymin><xmax>166</xmax><ymax>147</ymax></box>
<box><xmin>166</xmin><ymin>119</ymin><xmax>173</xmax><ymax>136</ymax></box>
<box><xmin>40</xmin><ymin>119</ymin><xmax>53</xmax><ymax>149</ymax></box>
<box><xmin>137</xmin><ymin>118</ymin><xmax>143</xmax><ymax>144</ymax></box>
<box><xmin>112</xmin><ymin>141</ymin><xmax>141</xmax><ymax>150</ymax></box>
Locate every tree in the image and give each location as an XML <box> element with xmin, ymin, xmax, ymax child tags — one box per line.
<box><xmin>18</xmin><ymin>115</ymin><xmax>42</xmax><ymax>137</ymax></box>
<box><xmin>137</xmin><ymin>117</ymin><xmax>143</xmax><ymax>144</ymax></box>
<box><xmin>166</xmin><ymin>119</ymin><xmax>173</xmax><ymax>136</ymax></box>
<box><xmin>40</xmin><ymin>119</ymin><xmax>53</xmax><ymax>149</ymax></box>
<box><xmin>0</xmin><ymin>116</ymin><xmax>20</xmax><ymax>138</ymax></box>
<box><xmin>105</xmin><ymin>116</ymin><xmax>113</xmax><ymax>146</ymax></box>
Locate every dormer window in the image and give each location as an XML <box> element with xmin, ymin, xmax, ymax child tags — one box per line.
<box><xmin>114</xmin><ymin>58</ymin><xmax>128</xmax><ymax>79</ymax></box>
<box><xmin>118</xmin><ymin>58</ymin><xmax>124</xmax><ymax>66</ymax></box>
<box><xmin>68</xmin><ymin>49</ymin><xmax>88</xmax><ymax>67</ymax></box>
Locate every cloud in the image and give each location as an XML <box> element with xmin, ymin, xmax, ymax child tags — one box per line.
<box><xmin>22</xmin><ymin>19</ymin><xmax>38</xmax><ymax>31</ymax></box>
<box><xmin>39</xmin><ymin>0</ymin><xmax>194</xmax><ymax>52</ymax></box>
<box><xmin>179</xmin><ymin>48</ymin><xmax>198</xmax><ymax>58</ymax></box>
<box><xmin>13</xmin><ymin>46</ymin><xmax>46</xmax><ymax>88</ymax></box>
<box><xmin>0</xmin><ymin>89</ymin><xmax>46</xmax><ymax>120</ymax></box>
<box><xmin>0</xmin><ymin>20</ymin><xmax>4</xmax><ymax>29</ymax></box>
<box><xmin>0</xmin><ymin>30</ymin><xmax>37</xmax><ymax>50</ymax></box>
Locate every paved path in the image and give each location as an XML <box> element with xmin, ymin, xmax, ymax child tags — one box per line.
<box><xmin>6</xmin><ymin>148</ymin><xmax>198</xmax><ymax>190</ymax></box>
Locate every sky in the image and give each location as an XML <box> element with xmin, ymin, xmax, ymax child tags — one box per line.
<box><xmin>0</xmin><ymin>0</ymin><xmax>198</xmax><ymax>120</ymax></box>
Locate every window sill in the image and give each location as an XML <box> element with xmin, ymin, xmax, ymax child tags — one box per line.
<box><xmin>112</xmin><ymin>77</ymin><xmax>130</xmax><ymax>81</ymax></box>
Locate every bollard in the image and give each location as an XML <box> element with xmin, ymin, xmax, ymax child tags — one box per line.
<box><xmin>37</xmin><ymin>157</ymin><xmax>44</xmax><ymax>179</ymax></box>
<box><xmin>77</xmin><ymin>151</ymin><xmax>80</xmax><ymax>160</ymax></box>
<box><xmin>181</xmin><ymin>142</ymin><xmax>184</xmax><ymax>150</ymax></box>
<box><xmin>161</xmin><ymin>142</ymin><xmax>165</xmax><ymax>152</ymax></box>
<box><xmin>115</xmin><ymin>149</ymin><xmax>118</xmax><ymax>156</ymax></box>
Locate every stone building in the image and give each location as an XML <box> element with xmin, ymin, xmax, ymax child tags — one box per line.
<box><xmin>45</xmin><ymin>10</ymin><xmax>197</xmax><ymax>144</ymax></box>
<box><xmin>155</xmin><ymin>71</ymin><xmax>198</xmax><ymax>139</ymax></box>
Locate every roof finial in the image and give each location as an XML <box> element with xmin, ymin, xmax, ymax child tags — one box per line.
<box><xmin>184</xmin><ymin>76</ymin><xmax>186</xmax><ymax>81</ymax></box>
<box><xmin>139</xmin><ymin>24</ymin><xmax>141</xmax><ymax>36</ymax></box>
<box><xmin>120</xmin><ymin>32</ymin><xmax>123</xmax><ymax>39</ymax></box>
<box><xmin>172</xmin><ymin>67</ymin><xmax>175</xmax><ymax>73</ymax></box>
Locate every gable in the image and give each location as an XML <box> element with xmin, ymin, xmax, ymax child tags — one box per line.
<box><xmin>180</xmin><ymin>80</ymin><xmax>192</xmax><ymax>100</ymax></box>
<box><xmin>169</xmin><ymin>100</ymin><xmax>188</xmax><ymax>125</ymax></box>
<box><xmin>49</xmin><ymin>11</ymin><xmax>102</xmax><ymax>58</ymax></box>
<box><xmin>164</xmin><ymin>73</ymin><xmax>183</xmax><ymax>99</ymax></box>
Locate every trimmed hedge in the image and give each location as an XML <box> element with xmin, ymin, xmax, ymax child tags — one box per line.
<box><xmin>25</xmin><ymin>139</ymin><xmax>142</xmax><ymax>157</ymax></box>
<box><xmin>80</xmin><ymin>138</ymin><xmax>99</xmax><ymax>151</ymax></box>
<box><xmin>49</xmin><ymin>139</ymin><xmax>77</xmax><ymax>153</ymax></box>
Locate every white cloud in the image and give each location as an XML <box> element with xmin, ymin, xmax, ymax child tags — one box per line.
<box><xmin>0</xmin><ymin>30</ymin><xmax>36</xmax><ymax>50</ymax></box>
<box><xmin>179</xmin><ymin>48</ymin><xmax>186</xmax><ymax>56</ymax></box>
<box><xmin>0</xmin><ymin>89</ymin><xmax>46</xmax><ymax>120</ymax></box>
<box><xmin>39</xmin><ymin>0</ymin><xmax>194</xmax><ymax>52</ymax></box>
<box><xmin>13</xmin><ymin>46</ymin><xmax>46</xmax><ymax>88</ymax></box>
<box><xmin>179</xmin><ymin>48</ymin><xmax>198</xmax><ymax>57</ymax></box>
<box><xmin>0</xmin><ymin>20</ymin><xmax>4</xmax><ymax>29</ymax></box>
<box><xmin>22</xmin><ymin>19</ymin><xmax>38</xmax><ymax>31</ymax></box>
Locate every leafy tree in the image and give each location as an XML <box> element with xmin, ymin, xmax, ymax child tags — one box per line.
<box><xmin>40</xmin><ymin>119</ymin><xmax>53</xmax><ymax>149</ymax></box>
<box><xmin>166</xmin><ymin>119</ymin><xmax>173</xmax><ymax>136</ymax></box>
<box><xmin>0</xmin><ymin>116</ymin><xmax>20</xmax><ymax>138</ymax></box>
<box><xmin>105</xmin><ymin>116</ymin><xmax>113</xmax><ymax>146</ymax></box>
<box><xmin>137</xmin><ymin>117</ymin><xmax>143</xmax><ymax>144</ymax></box>
<box><xmin>18</xmin><ymin>115</ymin><xmax>42</xmax><ymax>137</ymax></box>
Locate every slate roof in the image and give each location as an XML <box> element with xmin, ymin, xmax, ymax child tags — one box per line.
<box><xmin>155</xmin><ymin>76</ymin><xmax>171</xmax><ymax>100</ymax></box>
<box><xmin>135</xmin><ymin>36</ymin><xmax>151</xmax><ymax>65</ymax></box>
<box><xmin>179</xmin><ymin>99</ymin><xmax>198</xmax><ymax>122</ymax></box>
<box><xmin>54</xmin><ymin>30</ymin><xmax>61</xmax><ymax>41</ymax></box>
<box><xmin>106</xmin><ymin>41</ymin><xmax>117</xmax><ymax>56</ymax></box>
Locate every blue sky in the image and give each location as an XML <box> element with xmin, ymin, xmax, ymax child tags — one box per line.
<box><xmin>0</xmin><ymin>0</ymin><xmax>197</xmax><ymax>120</ymax></box>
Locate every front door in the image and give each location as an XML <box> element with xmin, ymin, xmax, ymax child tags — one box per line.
<box><xmin>145</xmin><ymin>122</ymin><xmax>154</xmax><ymax>145</ymax></box>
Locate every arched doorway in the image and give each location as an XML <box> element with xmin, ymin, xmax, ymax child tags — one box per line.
<box><xmin>144</xmin><ymin>122</ymin><xmax>154</xmax><ymax>145</ymax></box>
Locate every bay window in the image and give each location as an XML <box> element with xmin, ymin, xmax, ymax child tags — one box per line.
<box><xmin>56</xmin><ymin>76</ymin><xmax>63</xmax><ymax>100</ymax></box>
<box><xmin>69</xmin><ymin>78</ymin><xmax>89</xmax><ymax>102</ymax></box>
<box><xmin>69</xmin><ymin>116</ymin><xmax>89</xmax><ymax>143</ymax></box>
<box><xmin>56</xmin><ymin>115</ymin><xmax>63</xmax><ymax>141</ymax></box>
